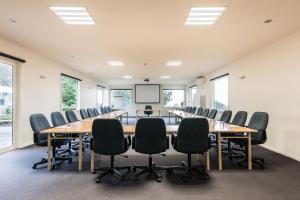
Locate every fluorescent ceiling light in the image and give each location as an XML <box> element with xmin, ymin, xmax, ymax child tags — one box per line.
<box><xmin>122</xmin><ymin>76</ymin><xmax>132</xmax><ymax>79</ymax></box>
<box><xmin>49</xmin><ymin>6</ymin><xmax>95</xmax><ymax>25</ymax></box>
<box><xmin>166</xmin><ymin>61</ymin><xmax>182</xmax><ymax>66</ymax></box>
<box><xmin>161</xmin><ymin>76</ymin><xmax>170</xmax><ymax>79</ymax></box>
<box><xmin>185</xmin><ymin>7</ymin><xmax>226</xmax><ymax>25</ymax></box>
<box><xmin>108</xmin><ymin>61</ymin><xmax>124</xmax><ymax>66</ymax></box>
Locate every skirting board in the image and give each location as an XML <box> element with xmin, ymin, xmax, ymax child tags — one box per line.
<box><xmin>261</xmin><ymin>144</ymin><xmax>300</xmax><ymax>162</ymax></box>
<box><xmin>17</xmin><ymin>141</ymin><xmax>34</xmax><ymax>149</ymax></box>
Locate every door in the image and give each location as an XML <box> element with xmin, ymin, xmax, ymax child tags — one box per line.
<box><xmin>0</xmin><ymin>61</ymin><xmax>13</xmax><ymax>152</ymax></box>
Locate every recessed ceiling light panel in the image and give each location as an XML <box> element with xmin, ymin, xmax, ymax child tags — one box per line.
<box><xmin>108</xmin><ymin>61</ymin><xmax>124</xmax><ymax>66</ymax></box>
<box><xmin>185</xmin><ymin>7</ymin><xmax>226</xmax><ymax>25</ymax></box>
<box><xmin>161</xmin><ymin>76</ymin><xmax>170</xmax><ymax>79</ymax></box>
<box><xmin>166</xmin><ymin>61</ymin><xmax>182</xmax><ymax>66</ymax></box>
<box><xmin>122</xmin><ymin>76</ymin><xmax>132</xmax><ymax>79</ymax></box>
<box><xmin>49</xmin><ymin>6</ymin><xmax>95</xmax><ymax>25</ymax></box>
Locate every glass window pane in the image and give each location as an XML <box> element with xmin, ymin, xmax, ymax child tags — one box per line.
<box><xmin>212</xmin><ymin>76</ymin><xmax>228</xmax><ymax>110</ymax></box>
<box><xmin>110</xmin><ymin>89</ymin><xmax>133</xmax><ymax>109</ymax></box>
<box><xmin>0</xmin><ymin>62</ymin><xmax>13</xmax><ymax>149</ymax></box>
<box><xmin>61</xmin><ymin>75</ymin><xmax>80</xmax><ymax>111</ymax></box>
<box><xmin>163</xmin><ymin>89</ymin><xmax>185</xmax><ymax>107</ymax></box>
<box><xmin>97</xmin><ymin>87</ymin><xmax>103</xmax><ymax>107</ymax></box>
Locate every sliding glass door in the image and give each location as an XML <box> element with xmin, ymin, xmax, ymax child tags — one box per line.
<box><xmin>0</xmin><ymin>61</ymin><xmax>13</xmax><ymax>151</ymax></box>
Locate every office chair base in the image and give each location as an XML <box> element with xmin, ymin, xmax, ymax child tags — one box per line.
<box><xmin>32</xmin><ymin>157</ymin><xmax>72</xmax><ymax>169</ymax></box>
<box><xmin>229</xmin><ymin>151</ymin><xmax>265</xmax><ymax>169</ymax></box>
<box><xmin>133</xmin><ymin>156</ymin><xmax>169</xmax><ymax>182</ymax></box>
<box><xmin>169</xmin><ymin>155</ymin><xmax>209</xmax><ymax>182</ymax></box>
<box><xmin>94</xmin><ymin>156</ymin><xmax>131</xmax><ymax>183</ymax></box>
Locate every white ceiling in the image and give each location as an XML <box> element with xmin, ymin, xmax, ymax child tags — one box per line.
<box><xmin>0</xmin><ymin>0</ymin><xmax>300</xmax><ymax>85</ymax></box>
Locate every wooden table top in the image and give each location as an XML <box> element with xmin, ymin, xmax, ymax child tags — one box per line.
<box><xmin>41</xmin><ymin>110</ymin><xmax>256</xmax><ymax>134</ymax></box>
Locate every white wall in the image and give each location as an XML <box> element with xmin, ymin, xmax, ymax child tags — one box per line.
<box><xmin>203</xmin><ymin>30</ymin><xmax>300</xmax><ymax>161</ymax></box>
<box><xmin>109</xmin><ymin>84</ymin><xmax>186</xmax><ymax>116</ymax></box>
<box><xmin>0</xmin><ymin>37</ymin><xmax>103</xmax><ymax>148</ymax></box>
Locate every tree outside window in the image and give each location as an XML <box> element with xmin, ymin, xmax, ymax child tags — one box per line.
<box><xmin>61</xmin><ymin>75</ymin><xmax>80</xmax><ymax>111</ymax></box>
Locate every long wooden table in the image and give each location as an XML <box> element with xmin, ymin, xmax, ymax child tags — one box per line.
<box><xmin>41</xmin><ymin>109</ymin><xmax>256</xmax><ymax>172</ymax></box>
<box><xmin>41</xmin><ymin>110</ymin><xmax>127</xmax><ymax>171</ymax></box>
<box><xmin>168</xmin><ymin>109</ymin><xmax>257</xmax><ymax>170</ymax></box>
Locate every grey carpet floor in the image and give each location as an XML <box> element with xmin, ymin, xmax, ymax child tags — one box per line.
<box><xmin>0</xmin><ymin>117</ymin><xmax>300</xmax><ymax>200</ymax></box>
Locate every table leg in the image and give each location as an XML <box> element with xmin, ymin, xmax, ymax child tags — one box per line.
<box><xmin>206</xmin><ymin>150</ymin><xmax>210</xmax><ymax>171</ymax></box>
<box><xmin>47</xmin><ymin>134</ymin><xmax>52</xmax><ymax>171</ymax></box>
<box><xmin>248</xmin><ymin>133</ymin><xmax>252</xmax><ymax>170</ymax></box>
<box><xmin>91</xmin><ymin>149</ymin><xmax>94</xmax><ymax>173</ymax></box>
<box><xmin>217</xmin><ymin>132</ymin><xmax>222</xmax><ymax>170</ymax></box>
<box><xmin>78</xmin><ymin>134</ymin><xmax>83</xmax><ymax>171</ymax></box>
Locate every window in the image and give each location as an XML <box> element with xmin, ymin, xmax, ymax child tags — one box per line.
<box><xmin>110</xmin><ymin>89</ymin><xmax>133</xmax><ymax>109</ymax></box>
<box><xmin>211</xmin><ymin>74</ymin><xmax>228</xmax><ymax>110</ymax></box>
<box><xmin>97</xmin><ymin>86</ymin><xmax>105</xmax><ymax>107</ymax></box>
<box><xmin>163</xmin><ymin>89</ymin><xmax>185</xmax><ymax>107</ymax></box>
<box><xmin>190</xmin><ymin>86</ymin><xmax>197</xmax><ymax>106</ymax></box>
<box><xmin>60</xmin><ymin>74</ymin><xmax>80</xmax><ymax>111</ymax></box>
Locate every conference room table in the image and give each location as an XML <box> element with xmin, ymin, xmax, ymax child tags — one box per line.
<box><xmin>41</xmin><ymin>109</ymin><xmax>256</xmax><ymax>172</ymax></box>
<box><xmin>136</xmin><ymin>108</ymin><xmax>161</xmax><ymax>120</ymax></box>
<box><xmin>168</xmin><ymin>109</ymin><xmax>257</xmax><ymax>171</ymax></box>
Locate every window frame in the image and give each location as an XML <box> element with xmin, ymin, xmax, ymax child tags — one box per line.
<box><xmin>162</xmin><ymin>89</ymin><xmax>185</xmax><ymax>108</ymax></box>
<box><xmin>211</xmin><ymin>74</ymin><xmax>229</xmax><ymax>111</ymax></box>
<box><xmin>60</xmin><ymin>74</ymin><xmax>81</xmax><ymax>111</ymax></box>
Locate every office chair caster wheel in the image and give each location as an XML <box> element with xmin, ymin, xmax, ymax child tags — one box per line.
<box><xmin>68</xmin><ymin>158</ymin><xmax>72</xmax><ymax>163</ymax></box>
<box><xmin>92</xmin><ymin>170</ymin><xmax>96</xmax><ymax>174</ymax></box>
<box><xmin>156</xmin><ymin>178</ymin><xmax>162</xmax><ymax>182</ymax></box>
<box><xmin>51</xmin><ymin>165</ymin><xmax>55</xmax><ymax>170</ymax></box>
<box><xmin>32</xmin><ymin>164</ymin><xmax>37</xmax><ymax>169</ymax></box>
<box><xmin>96</xmin><ymin>178</ymin><xmax>101</xmax><ymax>184</ymax></box>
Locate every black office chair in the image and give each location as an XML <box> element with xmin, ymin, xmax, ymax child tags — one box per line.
<box><xmin>65</xmin><ymin>110</ymin><xmax>79</xmax><ymax>123</ymax></box>
<box><xmin>93</xmin><ymin>108</ymin><xmax>100</xmax><ymax>116</ymax></box>
<box><xmin>191</xmin><ymin>106</ymin><xmax>197</xmax><ymax>114</ymax></box>
<box><xmin>144</xmin><ymin>105</ymin><xmax>153</xmax><ymax>117</ymax></box>
<box><xmin>108</xmin><ymin>106</ymin><xmax>113</xmax><ymax>112</ymax></box>
<box><xmin>104</xmin><ymin>106</ymin><xmax>110</xmax><ymax>113</ymax></box>
<box><xmin>186</xmin><ymin>106</ymin><xmax>192</xmax><ymax>113</ymax></box>
<box><xmin>220</xmin><ymin>110</ymin><xmax>232</xmax><ymax>123</ymax></box>
<box><xmin>208</xmin><ymin>109</ymin><xmax>217</xmax><ymax>119</ymax></box>
<box><xmin>87</xmin><ymin>108</ymin><xmax>95</xmax><ymax>117</ymax></box>
<box><xmin>80</xmin><ymin>109</ymin><xmax>89</xmax><ymax>119</ymax></box>
<box><xmin>196</xmin><ymin>107</ymin><xmax>203</xmax><ymax>116</ymax></box>
<box><xmin>201</xmin><ymin>108</ymin><xmax>210</xmax><ymax>117</ymax></box>
<box><xmin>230</xmin><ymin>112</ymin><xmax>269</xmax><ymax>168</ymax></box>
<box><xmin>170</xmin><ymin>118</ymin><xmax>210</xmax><ymax>181</ymax></box>
<box><xmin>100</xmin><ymin>107</ymin><xmax>106</xmax><ymax>114</ymax></box>
<box><xmin>91</xmin><ymin>119</ymin><xmax>131</xmax><ymax>183</ymax></box>
<box><xmin>133</xmin><ymin>118</ymin><xmax>169</xmax><ymax>182</ymax></box>
<box><xmin>30</xmin><ymin>113</ymin><xmax>72</xmax><ymax>169</ymax></box>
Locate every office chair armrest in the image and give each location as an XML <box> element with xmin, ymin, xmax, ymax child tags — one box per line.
<box><xmin>90</xmin><ymin>137</ymin><xmax>94</xmax><ymax>150</ymax></box>
<box><xmin>132</xmin><ymin>136</ymin><xmax>135</xmax><ymax>149</ymax></box>
<box><xmin>166</xmin><ymin>136</ymin><xmax>170</xmax><ymax>149</ymax></box>
<box><xmin>171</xmin><ymin>133</ymin><xmax>177</xmax><ymax>148</ymax></box>
<box><xmin>125</xmin><ymin>135</ymin><xmax>131</xmax><ymax>146</ymax></box>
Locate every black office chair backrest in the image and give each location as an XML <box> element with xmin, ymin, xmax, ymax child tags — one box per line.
<box><xmin>201</xmin><ymin>108</ymin><xmax>210</xmax><ymax>117</ymax></box>
<box><xmin>135</xmin><ymin>118</ymin><xmax>167</xmax><ymax>154</ymax></box>
<box><xmin>231</xmin><ymin>111</ymin><xmax>248</xmax><ymax>126</ymax></box>
<box><xmin>145</xmin><ymin>105</ymin><xmax>152</xmax><ymax>110</ymax></box>
<box><xmin>51</xmin><ymin>112</ymin><xmax>67</xmax><ymax>127</ymax></box>
<box><xmin>176</xmin><ymin>118</ymin><xmax>209</xmax><ymax>154</ymax></box>
<box><xmin>93</xmin><ymin>108</ymin><xmax>100</xmax><ymax>116</ymax></box>
<box><xmin>87</xmin><ymin>108</ymin><xmax>95</xmax><ymax>117</ymax></box>
<box><xmin>186</xmin><ymin>106</ymin><xmax>192</xmax><ymax>113</ymax></box>
<box><xmin>100</xmin><ymin>107</ymin><xmax>106</xmax><ymax>114</ymax></box>
<box><xmin>220</xmin><ymin>110</ymin><xmax>232</xmax><ymax>123</ymax></box>
<box><xmin>65</xmin><ymin>110</ymin><xmax>78</xmax><ymax>123</ymax></box>
<box><xmin>104</xmin><ymin>107</ymin><xmax>110</xmax><ymax>113</ymax></box>
<box><xmin>196</xmin><ymin>107</ymin><xmax>203</xmax><ymax>116</ymax></box>
<box><xmin>191</xmin><ymin>107</ymin><xmax>197</xmax><ymax>114</ymax></box>
<box><xmin>185</xmin><ymin>106</ymin><xmax>190</xmax><ymax>112</ymax></box>
<box><xmin>108</xmin><ymin>106</ymin><xmax>113</xmax><ymax>112</ymax></box>
<box><xmin>248</xmin><ymin>112</ymin><xmax>269</xmax><ymax>142</ymax></box>
<box><xmin>92</xmin><ymin>119</ymin><xmax>126</xmax><ymax>155</ymax></box>
<box><xmin>80</xmin><ymin>109</ymin><xmax>89</xmax><ymax>119</ymax></box>
<box><xmin>30</xmin><ymin>113</ymin><xmax>51</xmax><ymax>146</ymax></box>
<box><xmin>208</xmin><ymin>109</ymin><xmax>217</xmax><ymax>119</ymax></box>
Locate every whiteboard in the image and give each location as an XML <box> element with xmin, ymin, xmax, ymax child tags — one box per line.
<box><xmin>135</xmin><ymin>84</ymin><xmax>160</xmax><ymax>103</ymax></box>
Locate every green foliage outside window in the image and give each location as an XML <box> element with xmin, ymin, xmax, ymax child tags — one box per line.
<box><xmin>61</xmin><ymin>75</ymin><xmax>79</xmax><ymax>111</ymax></box>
